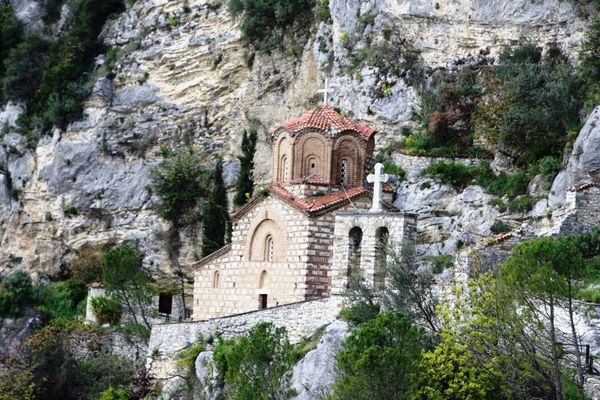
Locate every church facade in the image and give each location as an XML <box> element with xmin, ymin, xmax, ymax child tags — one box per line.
<box><xmin>192</xmin><ymin>105</ymin><xmax>416</xmax><ymax>320</ymax></box>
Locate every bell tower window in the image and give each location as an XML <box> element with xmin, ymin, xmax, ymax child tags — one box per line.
<box><xmin>280</xmin><ymin>156</ymin><xmax>288</xmax><ymax>182</ymax></box>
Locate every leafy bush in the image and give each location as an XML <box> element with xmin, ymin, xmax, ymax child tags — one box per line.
<box><xmin>176</xmin><ymin>343</ymin><xmax>204</xmax><ymax>373</ymax></box>
<box><xmin>0</xmin><ymin>271</ymin><xmax>34</xmax><ymax>317</ymax></box>
<box><xmin>228</xmin><ymin>0</ymin><xmax>313</xmax><ymax>51</ymax></box>
<box><xmin>99</xmin><ymin>387</ymin><xmax>129</xmax><ymax>400</ymax></box>
<box><xmin>91</xmin><ymin>296</ymin><xmax>122</xmax><ymax>325</ymax></box>
<box><xmin>382</xmin><ymin>161</ymin><xmax>406</xmax><ymax>181</ymax></box>
<box><xmin>149</xmin><ymin>149</ymin><xmax>209</xmax><ymax>228</ymax></box>
<box><xmin>0</xmin><ymin>3</ymin><xmax>23</xmax><ymax>102</ymax></box>
<box><xmin>2</xmin><ymin>35</ymin><xmax>50</xmax><ymax>103</ymax></box>
<box><xmin>329</xmin><ymin>313</ymin><xmax>425</xmax><ymax>400</ymax></box>
<box><xmin>490</xmin><ymin>220</ymin><xmax>511</xmax><ymax>234</ymax></box>
<box><xmin>477</xmin><ymin>44</ymin><xmax>581</xmax><ymax>164</ymax></box>
<box><xmin>506</xmin><ymin>195</ymin><xmax>535</xmax><ymax>214</ymax></box>
<box><xmin>34</xmin><ymin>279</ymin><xmax>87</xmax><ymax>322</ymax></box>
<box><xmin>213</xmin><ymin>323</ymin><xmax>295</xmax><ymax>400</ymax></box>
<box><xmin>423</xmin><ymin>255</ymin><xmax>454</xmax><ymax>274</ymax></box>
<box><xmin>67</xmin><ymin>248</ymin><xmax>103</xmax><ymax>284</ymax></box>
<box><xmin>422</xmin><ymin>161</ymin><xmax>532</xmax><ymax>200</ymax></box>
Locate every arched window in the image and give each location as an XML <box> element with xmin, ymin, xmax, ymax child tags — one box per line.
<box><xmin>213</xmin><ymin>271</ymin><xmax>220</xmax><ymax>288</ymax></box>
<box><xmin>374</xmin><ymin>227</ymin><xmax>389</xmax><ymax>290</ymax></box>
<box><xmin>339</xmin><ymin>159</ymin><xmax>349</xmax><ymax>186</ymax></box>
<box><xmin>306</xmin><ymin>156</ymin><xmax>319</xmax><ymax>177</ymax></box>
<box><xmin>259</xmin><ymin>270</ymin><xmax>268</xmax><ymax>289</ymax></box>
<box><xmin>347</xmin><ymin>227</ymin><xmax>363</xmax><ymax>282</ymax></box>
<box><xmin>264</xmin><ymin>235</ymin><xmax>274</xmax><ymax>262</ymax></box>
<box><xmin>280</xmin><ymin>155</ymin><xmax>289</xmax><ymax>182</ymax></box>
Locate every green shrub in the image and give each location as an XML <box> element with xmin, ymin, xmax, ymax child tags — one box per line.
<box><xmin>34</xmin><ymin>279</ymin><xmax>87</xmax><ymax>322</ymax></box>
<box><xmin>91</xmin><ymin>296</ymin><xmax>122</xmax><ymax>325</ymax></box>
<box><xmin>0</xmin><ymin>3</ymin><xmax>23</xmax><ymax>102</ymax></box>
<box><xmin>382</xmin><ymin>162</ymin><xmax>406</xmax><ymax>181</ymax></box>
<box><xmin>99</xmin><ymin>387</ymin><xmax>129</xmax><ymax>400</ymax></box>
<box><xmin>506</xmin><ymin>195</ymin><xmax>535</xmax><ymax>214</ymax></box>
<box><xmin>0</xmin><ymin>271</ymin><xmax>34</xmax><ymax>317</ymax></box>
<box><xmin>423</xmin><ymin>255</ymin><xmax>454</xmax><ymax>274</ymax></box>
<box><xmin>228</xmin><ymin>0</ymin><xmax>313</xmax><ymax>51</ymax></box>
<box><xmin>2</xmin><ymin>35</ymin><xmax>50</xmax><ymax>103</ymax></box>
<box><xmin>329</xmin><ymin>313</ymin><xmax>425</xmax><ymax>400</ymax></box>
<box><xmin>490</xmin><ymin>220</ymin><xmax>511</xmax><ymax>234</ymax></box>
<box><xmin>213</xmin><ymin>323</ymin><xmax>295</xmax><ymax>400</ymax></box>
<box><xmin>176</xmin><ymin>343</ymin><xmax>204</xmax><ymax>373</ymax></box>
<box><xmin>63</xmin><ymin>205</ymin><xmax>78</xmax><ymax>216</ymax></box>
<box><xmin>316</xmin><ymin>0</ymin><xmax>331</xmax><ymax>22</ymax></box>
<box><xmin>149</xmin><ymin>149</ymin><xmax>209</xmax><ymax>228</ymax></box>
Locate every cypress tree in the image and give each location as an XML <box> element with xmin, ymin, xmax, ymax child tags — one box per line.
<box><xmin>234</xmin><ymin>129</ymin><xmax>258</xmax><ymax>207</ymax></box>
<box><xmin>202</xmin><ymin>159</ymin><xmax>231</xmax><ymax>257</ymax></box>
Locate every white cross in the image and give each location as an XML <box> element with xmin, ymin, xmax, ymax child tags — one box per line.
<box><xmin>318</xmin><ymin>78</ymin><xmax>334</xmax><ymax>105</ymax></box>
<box><xmin>367</xmin><ymin>163</ymin><xmax>390</xmax><ymax>212</ymax></box>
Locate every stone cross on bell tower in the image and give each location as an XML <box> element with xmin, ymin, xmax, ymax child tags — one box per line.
<box><xmin>367</xmin><ymin>163</ymin><xmax>390</xmax><ymax>212</ymax></box>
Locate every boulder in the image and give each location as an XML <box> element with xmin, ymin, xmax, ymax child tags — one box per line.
<box><xmin>291</xmin><ymin>320</ymin><xmax>350</xmax><ymax>400</ymax></box>
<box><xmin>195</xmin><ymin>351</ymin><xmax>223</xmax><ymax>400</ymax></box>
<box><xmin>550</xmin><ymin>107</ymin><xmax>600</xmax><ymax>208</ymax></box>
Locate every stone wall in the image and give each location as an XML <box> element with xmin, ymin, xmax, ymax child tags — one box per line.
<box><xmin>392</xmin><ymin>153</ymin><xmax>484</xmax><ymax>181</ymax></box>
<box><xmin>148</xmin><ymin>296</ymin><xmax>343</xmax><ymax>381</ymax></box>
<box><xmin>330</xmin><ymin>211</ymin><xmax>418</xmax><ymax>295</ymax></box>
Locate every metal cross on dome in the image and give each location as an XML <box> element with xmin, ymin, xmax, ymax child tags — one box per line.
<box><xmin>318</xmin><ymin>78</ymin><xmax>334</xmax><ymax>105</ymax></box>
<box><xmin>367</xmin><ymin>163</ymin><xmax>390</xmax><ymax>212</ymax></box>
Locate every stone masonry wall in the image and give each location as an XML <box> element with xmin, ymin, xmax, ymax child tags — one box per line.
<box><xmin>330</xmin><ymin>211</ymin><xmax>418</xmax><ymax>295</ymax></box>
<box><xmin>148</xmin><ymin>296</ymin><xmax>343</xmax><ymax>381</ymax></box>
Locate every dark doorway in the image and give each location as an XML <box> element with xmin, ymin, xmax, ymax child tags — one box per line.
<box><xmin>158</xmin><ymin>293</ymin><xmax>173</xmax><ymax>315</ymax></box>
<box><xmin>259</xmin><ymin>294</ymin><xmax>268</xmax><ymax>310</ymax></box>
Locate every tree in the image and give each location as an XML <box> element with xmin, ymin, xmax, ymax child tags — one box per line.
<box><xmin>150</xmin><ymin>148</ymin><xmax>209</xmax><ymax>229</ymax></box>
<box><xmin>0</xmin><ymin>271</ymin><xmax>34</xmax><ymax>317</ymax></box>
<box><xmin>202</xmin><ymin>159</ymin><xmax>231</xmax><ymax>257</ymax></box>
<box><xmin>2</xmin><ymin>35</ymin><xmax>50</xmax><ymax>103</ymax></box>
<box><xmin>213</xmin><ymin>323</ymin><xmax>295</xmax><ymax>400</ymax></box>
<box><xmin>0</xmin><ymin>3</ymin><xmax>22</xmax><ymax>102</ymax></box>
<box><xmin>501</xmin><ymin>237</ymin><xmax>587</xmax><ymax>400</ymax></box>
<box><xmin>228</xmin><ymin>0</ymin><xmax>313</xmax><ymax>50</ymax></box>
<box><xmin>329</xmin><ymin>313</ymin><xmax>425</xmax><ymax>400</ymax></box>
<box><xmin>101</xmin><ymin>245</ymin><xmax>152</xmax><ymax>339</ymax></box>
<box><xmin>234</xmin><ymin>129</ymin><xmax>258</xmax><ymax>208</ymax></box>
<box><xmin>382</xmin><ymin>242</ymin><xmax>440</xmax><ymax>332</ymax></box>
<box><xmin>489</xmin><ymin>44</ymin><xmax>580</xmax><ymax>163</ymax></box>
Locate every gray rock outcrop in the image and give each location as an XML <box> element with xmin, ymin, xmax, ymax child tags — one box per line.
<box><xmin>291</xmin><ymin>320</ymin><xmax>350</xmax><ymax>400</ymax></box>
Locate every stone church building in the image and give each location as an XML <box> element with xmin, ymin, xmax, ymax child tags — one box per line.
<box><xmin>192</xmin><ymin>105</ymin><xmax>416</xmax><ymax>320</ymax></box>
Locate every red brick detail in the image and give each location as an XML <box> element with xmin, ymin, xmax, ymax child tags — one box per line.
<box><xmin>282</xmin><ymin>105</ymin><xmax>375</xmax><ymax>140</ymax></box>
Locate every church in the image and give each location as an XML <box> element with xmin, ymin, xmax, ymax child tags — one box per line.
<box><xmin>192</xmin><ymin>105</ymin><xmax>417</xmax><ymax>320</ymax></box>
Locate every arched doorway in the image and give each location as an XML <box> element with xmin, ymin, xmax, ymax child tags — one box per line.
<box><xmin>374</xmin><ymin>227</ymin><xmax>389</xmax><ymax>290</ymax></box>
<box><xmin>258</xmin><ymin>270</ymin><xmax>268</xmax><ymax>309</ymax></box>
<box><xmin>347</xmin><ymin>227</ymin><xmax>363</xmax><ymax>282</ymax></box>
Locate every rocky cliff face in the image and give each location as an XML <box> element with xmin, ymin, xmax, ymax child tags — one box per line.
<box><xmin>0</xmin><ymin>0</ymin><xmax>592</xmax><ymax>277</ymax></box>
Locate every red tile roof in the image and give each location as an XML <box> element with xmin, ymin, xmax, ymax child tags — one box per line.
<box><xmin>232</xmin><ymin>185</ymin><xmax>397</xmax><ymax>221</ymax></box>
<box><xmin>281</xmin><ymin>105</ymin><xmax>375</xmax><ymax>140</ymax></box>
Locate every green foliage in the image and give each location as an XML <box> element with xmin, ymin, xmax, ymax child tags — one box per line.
<box><xmin>34</xmin><ymin>279</ymin><xmax>87</xmax><ymax>322</ymax></box>
<box><xmin>0</xmin><ymin>0</ymin><xmax>126</xmax><ymax>137</ymax></box>
<box><xmin>381</xmin><ymin>161</ymin><xmax>406</xmax><ymax>181</ymax></box>
<box><xmin>0</xmin><ymin>3</ymin><xmax>23</xmax><ymax>103</ymax></box>
<box><xmin>150</xmin><ymin>148</ymin><xmax>209</xmax><ymax>228</ymax></box>
<box><xmin>341</xmin><ymin>274</ymin><xmax>380</xmax><ymax>324</ymax></box>
<box><xmin>176</xmin><ymin>343</ymin><xmax>204</xmax><ymax>373</ymax></box>
<box><xmin>213</xmin><ymin>322</ymin><xmax>296</xmax><ymax>400</ymax></box>
<box><xmin>2</xmin><ymin>35</ymin><xmax>50</xmax><ymax>103</ymax></box>
<box><xmin>316</xmin><ymin>0</ymin><xmax>331</xmax><ymax>22</ymax></box>
<box><xmin>329</xmin><ymin>313</ymin><xmax>425</xmax><ymax>400</ymax></box>
<box><xmin>228</xmin><ymin>0</ymin><xmax>313</xmax><ymax>51</ymax></box>
<box><xmin>234</xmin><ymin>129</ymin><xmax>258</xmax><ymax>207</ymax></box>
<box><xmin>423</xmin><ymin>255</ymin><xmax>454</xmax><ymax>274</ymax></box>
<box><xmin>92</xmin><ymin>295</ymin><xmax>123</xmax><ymax>325</ymax></box>
<box><xmin>101</xmin><ymin>244</ymin><xmax>152</xmax><ymax>334</ymax></box>
<box><xmin>423</xmin><ymin>161</ymin><xmax>532</xmax><ymax>200</ymax></box>
<box><xmin>490</xmin><ymin>220</ymin><xmax>511</xmax><ymax>234</ymax></box>
<box><xmin>202</xmin><ymin>159</ymin><xmax>231</xmax><ymax>257</ymax></box>
<box><xmin>99</xmin><ymin>387</ymin><xmax>129</xmax><ymax>400</ymax></box>
<box><xmin>506</xmin><ymin>195</ymin><xmax>535</xmax><ymax>214</ymax></box>
<box><xmin>67</xmin><ymin>248</ymin><xmax>104</xmax><ymax>284</ymax></box>
<box><xmin>63</xmin><ymin>204</ymin><xmax>78</xmax><ymax>216</ymax></box>
<box><xmin>484</xmin><ymin>44</ymin><xmax>580</xmax><ymax>164</ymax></box>
<box><xmin>0</xmin><ymin>271</ymin><xmax>33</xmax><ymax>317</ymax></box>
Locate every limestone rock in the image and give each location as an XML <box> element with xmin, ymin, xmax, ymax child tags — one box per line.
<box><xmin>195</xmin><ymin>351</ymin><xmax>223</xmax><ymax>400</ymax></box>
<box><xmin>291</xmin><ymin>320</ymin><xmax>350</xmax><ymax>400</ymax></box>
<box><xmin>550</xmin><ymin>107</ymin><xmax>600</xmax><ymax>208</ymax></box>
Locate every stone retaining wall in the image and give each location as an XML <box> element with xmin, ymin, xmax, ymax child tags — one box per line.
<box><xmin>147</xmin><ymin>296</ymin><xmax>343</xmax><ymax>381</ymax></box>
<box><xmin>392</xmin><ymin>153</ymin><xmax>483</xmax><ymax>180</ymax></box>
